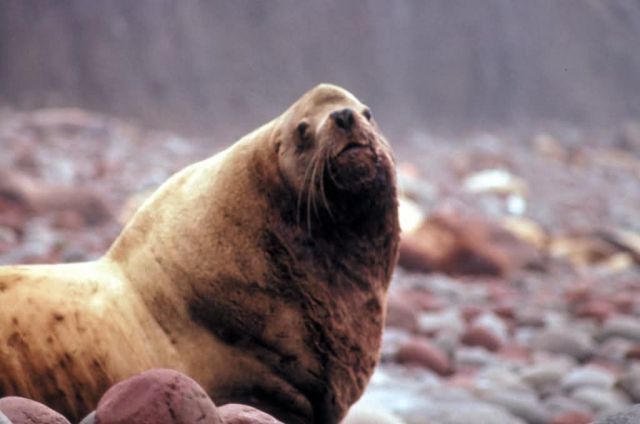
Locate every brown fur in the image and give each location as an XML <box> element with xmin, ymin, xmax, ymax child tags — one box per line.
<box><xmin>0</xmin><ymin>84</ymin><xmax>399</xmax><ymax>423</ymax></box>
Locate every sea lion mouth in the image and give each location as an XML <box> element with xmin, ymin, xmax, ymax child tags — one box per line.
<box><xmin>337</xmin><ymin>142</ymin><xmax>369</xmax><ymax>157</ymax></box>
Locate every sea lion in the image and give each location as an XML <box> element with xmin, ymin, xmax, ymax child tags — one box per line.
<box><xmin>0</xmin><ymin>84</ymin><xmax>399</xmax><ymax>423</ymax></box>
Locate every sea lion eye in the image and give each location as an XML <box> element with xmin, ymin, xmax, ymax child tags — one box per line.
<box><xmin>296</xmin><ymin>121</ymin><xmax>312</xmax><ymax>150</ymax></box>
<box><xmin>363</xmin><ymin>108</ymin><xmax>372</xmax><ymax>121</ymax></box>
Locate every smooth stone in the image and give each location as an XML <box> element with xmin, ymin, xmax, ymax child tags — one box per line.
<box><xmin>473</xmin><ymin>312</ymin><xmax>509</xmax><ymax>343</ymax></box>
<box><xmin>619</xmin><ymin>364</ymin><xmax>640</xmax><ymax>402</ymax></box>
<box><xmin>549</xmin><ymin>410</ymin><xmax>593</xmax><ymax>424</ymax></box>
<box><xmin>601</xmin><ymin>316</ymin><xmax>640</xmax><ymax>342</ymax></box>
<box><xmin>432</xmin><ymin>328</ymin><xmax>461</xmax><ymax>356</ymax></box>
<box><xmin>417</xmin><ymin>308</ymin><xmax>465</xmax><ymax>335</ymax></box>
<box><xmin>543</xmin><ymin>395</ymin><xmax>593</xmax><ymax>417</ymax></box>
<box><xmin>480</xmin><ymin>389</ymin><xmax>550</xmax><ymax>424</ymax></box>
<box><xmin>0</xmin><ymin>397</ymin><xmax>70</xmax><ymax>424</ymax></box>
<box><xmin>520</xmin><ymin>359</ymin><xmax>574</xmax><ymax>391</ymax></box>
<box><xmin>455</xmin><ymin>346</ymin><xmax>497</xmax><ymax>367</ymax></box>
<box><xmin>0</xmin><ymin>411</ymin><xmax>12</xmax><ymax>424</ymax></box>
<box><xmin>217</xmin><ymin>404</ymin><xmax>283</xmax><ymax>424</ymax></box>
<box><xmin>400</xmin><ymin>399</ymin><xmax>526</xmax><ymax>424</ymax></box>
<box><xmin>529</xmin><ymin>328</ymin><xmax>594</xmax><ymax>360</ymax></box>
<box><xmin>594</xmin><ymin>404</ymin><xmax>640</xmax><ymax>424</ymax></box>
<box><xmin>78</xmin><ymin>411</ymin><xmax>95</xmax><ymax>424</ymax></box>
<box><xmin>342</xmin><ymin>403</ymin><xmax>405</xmax><ymax>424</ymax></box>
<box><xmin>395</xmin><ymin>338</ymin><xmax>454</xmax><ymax>376</ymax></box>
<box><xmin>95</xmin><ymin>368</ymin><xmax>222</xmax><ymax>424</ymax></box>
<box><xmin>561</xmin><ymin>366</ymin><xmax>616</xmax><ymax>391</ymax></box>
<box><xmin>570</xmin><ymin>387</ymin><xmax>630</xmax><ymax>414</ymax></box>
<box><xmin>461</xmin><ymin>326</ymin><xmax>503</xmax><ymax>352</ymax></box>
<box><xmin>380</xmin><ymin>327</ymin><xmax>412</xmax><ymax>360</ymax></box>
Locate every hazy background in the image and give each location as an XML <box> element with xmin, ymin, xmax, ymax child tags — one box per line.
<box><xmin>1</xmin><ymin>0</ymin><xmax>640</xmax><ymax>145</ymax></box>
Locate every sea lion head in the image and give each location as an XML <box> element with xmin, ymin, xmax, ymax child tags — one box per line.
<box><xmin>274</xmin><ymin>84</ymin><xmax>395</xmax><ymax>226</ymax></box>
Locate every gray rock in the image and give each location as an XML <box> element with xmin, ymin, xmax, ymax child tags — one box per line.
<box><xmin>529</xmin><ymin>328</ymin><xmax>595</xmax><ymax>360</ymax></box>
<box><xmin>619</xmin><ymin>365</ymin><xmax>640</xmax><ymax>402</ymax></box>
<box><xmin>561</xmin><ymin>366</ymin><xmax>616</xmax><ymax>391</ymax></box>
<box><xmin>594</xmin><ymin>404</ymin><xmax>640</xmax><ymax>424</ymax></box>
<box><xmin>601</xmin><ymin>316</ymin><xmax>640</xmax><ymax>342</ymax></box>
<box><xmin>417</xmin><ymin>308</ymin><xmax>464</xmax><ymax>335</ymax></box>
<box><xmin>543</xmin><ymin>395</ymin><xmax>592</xmax><ymax>417</ymax></box>
<box><xmin>571</xmin><ymin>386</ymin><xmax>630</xmax><ymax>414</ymax></box>
<box><xmin>480</xmin><ymin>389</ymin><xmax>551</xmax><ymax>424</ymax></box>
<box><xmin>400</xmin><ymin>399</ymin><xmax>526</xmax><ymax>424</ymax></box>
<box><xmin>342</xmin><ymin>403</ymin><xmax>405</xmax><ymax>424</ymax></box>
<box><xmin>78</xmin><ymin>411</ymin><xmax>95</xmax><ymax>424</ymax></box>
<box><xmin>520</xmin><ymin>358</ymin><xmax>574</xmax><ymax>391</ymax></box>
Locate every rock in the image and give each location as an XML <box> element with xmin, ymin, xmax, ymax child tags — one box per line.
<box><xmin>619</xmin><ymin>365</ymin><xmax>640</xmax><ymax>402</ymax></box>
<box><xmin>455</xmin><ymin>346</ymin><xmax>497</xmax><ymax>367</ymax></box>
<box><xmin>561</xmin><ymin>366</ymin><xmax>616</xmax><ymax>391</ymax></box>
<box><xmin>520</xmin><ymin>359</ymin><xmax>574</xmax><ymax>391</ymax></box>
<box><xmin>601</xmin><ymin>316</ymin><xmax>640</xmax><ymax>342</ymax></box>
<box><xmin>217</xmin><ymin>404</ymin><xmax>283</xmax><ymax>424</ymax></box>
<box><xmin>417</xmin><ymin>308</ymin><xmax>465</xmax><ymax>335</ymax></box>
<box><xmin>549</xmin><ymin>410</ymin><xmax>593</xmax><ymax>424</ymax></box>
<box><xmin>397</xmin><ymin>213</ymin><xmax>511</xmax><ymax>276</ymax></box>
<box><xmin>395</xmin><ymin>338</ymin><xmax>454</xmax><ymax>376</ymax></box>
<box><xmin>0</xmin><ymin>397</ymin><xmax>70</xmax><ymax>424</ymax></box>
<box><xmin>400</xmin><ymin>399</ymin><xmax>526</xmax><ymax>424</ymax></box>
<box><xmin>543</xmin><ymin>395</ymin><xmax>592</xmax><ymax>417</ymax></box>
<box><xmin>78</xmin><ymin>411</ymin><xmax>95</xmax><ymax>424</ymax></box>
<box><xmin>529</xmin><ymin>328</ymin><xmax>594</xmax><ymax>360</ymax></box>
<box><xmin>95</xmin><ymin>368</ymin><xmax>222</xmax><ymax>424</ymax></box>
<box><xmin>625</xmin><ymin>344</ymin><xmax>640</xmax><ymax>360</ymax></box>
<box><xmin>570</xmin><ymin>387</ymin><xmax>629</xmax><ymax>414</ymax></box>
<box><xmin>385</xmin><ymin>291</ymin><xmax>418</xmax><ymax>331</ymax></box>
<box><xmin>480</xmin><ymin>389</ymin><xmax>550</xmax><ymax>424</ymax></box>
<box><xmin>473</xmin><ymin>312</ymin><xmax>509</xmax><ymax>343</ymax></box>
<box><xmin>574</xmin><ymin>299</ymin><xmax>614</xmax><ymax>324</ymax></box>
<box><xmin>0</xmin><ymin>411</ymin><xmax>11</xmax><ymax>424</ymax></box>
<box><xmin>594</xmin><ymin>404</ymin><xmax>640</xmax><ymax>424</ymax></box>
<box><xmin>341</xmin><ymin>403</ymin><xmax>405</xmax><ymax>424</ymax></box>
<box><xmin>461</xmin><ymin>325</ymin><xmax>503</xmax><ymax>352</ymax></box>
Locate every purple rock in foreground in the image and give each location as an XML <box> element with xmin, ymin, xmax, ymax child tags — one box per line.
<box><xmin>218</xmin><ymin>404</ymin><xmax>284</xmax><ymax>424</ymax></box>
<box><xmin>0</xmin><ymin>396</ymin><xmax>70</xmax><ymax>424</ymax></box>
<box><xmin>95</xmin><ymin>368</ymin><xmax>222</xmax><ymax>424</ymax></box>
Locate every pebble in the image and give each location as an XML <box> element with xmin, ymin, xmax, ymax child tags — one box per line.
<box><xmin>78</xmin><ymin>411</ymin><xmax>95</xmax><ymax>424</ymax></box>
<box><xmin>395</xmin><ymin>338</ymin><xmax>454</xmax><ymax>376</ymax></box>
<box><xmin>520</xmin><ymin>358</ymin><xmax>574</xmax><ymax>391</ymax></box>
<box><xmin>549</xmin><ymin>410</ymin><xmax>593</xmax><ymax>424</ymax></box>
<box><xmin>342</xmin><ymin>403</ymin><xmax>405</xmax><ymax>424</ymax></box>
<box><xmin>473</xmin><ymin>312</ymin><xmax>509</xmax><ymax>343</ymax></box>
<box><xmin>529</xmin><ymin>328</ymin><xmax>595</xmax><ymax>360</ymax></box>
<box><xmin>217</xmin><ymin>404</ymin><xmax>283</xmax><ymax>423</ymax></box>
<box><xmin>417</xmin><ymin>308</ymin><xmax>465</xmax><ymax>335</ymax></box>
<box><xmin>0</xmin><ymin>397</ymin><xmax>70</xmax><ymax>424</ymax></box>
<box><xmin>400</xmin><ymin>399</ymin><xmax>526</xmax><ymax>424</ymax></box>
<box><xmin>461</xmin><ymin>325</ymin><xmax>503</xmax><ymax>351</ymax></box>
<box><xmin>561</xmin><ymin>366</ymin><xmax>617</xmax><ymax>391</ymax></box>
<box><xmin>570</xmin><ymin>387</ymin><xmax>630</xmax><ymax>414</ymax></box>
<box><xmin>95</xmin><ymin>368</ymin><xmax>222</xmax><ymax>424</ymax></box>
<box><xmin>594</xmin><ymin>404</ymin><xmax>640</xmax><ymax>424</ymax></box>
<box><xmin>479</xmin><ymin>389</ymin><xmax>550</xmax><ymax>424</ymax></box>
<box><xmin>618</xmin><ymin>364</ymin><xmax>640</xmax><ymax>401</ymax></box>
<box><xmin>601</xmin><ymin>316</ymin><xmax>640</xmax><ymax>342</ymax></box>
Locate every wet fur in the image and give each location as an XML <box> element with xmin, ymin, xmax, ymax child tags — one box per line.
<box><xmin>0</xmin><ymin>84</ymin><xmax>399</xmax><ymax>423</ymax></box>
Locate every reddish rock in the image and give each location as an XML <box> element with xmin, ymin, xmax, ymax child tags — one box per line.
<box><xmin>574</xmin><ymin>299</ymin><xmax>613</xmax><ymax>324</ymax></box>
<box><xmin>549</xmin><ymin>410</ymin><xmax>593</xmax><ymax>424</ymax></box>
<box><xmin>395</xmin><ymin>338</ymin><xmax>454</xmax><ymax>376</ymax></box>
<box><xmin>460</xmin><ymin>326</ymin><xmax>503</xmax><ymax>352</ymax></box>
<box><xmin>385</xmin><ymin>291</ymin><xmax>418</xmax><ymax>331</ymax></box>
<box><xmin>96</xmin><ymin>368</ymin><xmax>222</xmax><ymax>424</ymax></box>
<box><xmin>625</xmin><ymin>344</ymin><xmax>640</xmax><ymax>360</ymax></box>
<box><xmin>218</xmin><ymin>404</ymin><xmax>283</xmax><ymax>424</ymax></box>
<box><xmin>0</xmin><ymin>396</ymin><xmax>70</xmax><ymax>424</ymax></box>
<box><xmin>461</xmin><ymin>305</ymin><xmax>483</xmax><ymax>323</ymax></box>
<box><xmin>493</xmin><ymin>304</ymin><xmax>516</xmax><ymax>321</ymax></box>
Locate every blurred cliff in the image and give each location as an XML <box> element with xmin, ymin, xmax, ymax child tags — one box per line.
<box><xmin>1</xmin><ymin>0</ymin><xmax>639</xmax><ymax>143</ymax></box>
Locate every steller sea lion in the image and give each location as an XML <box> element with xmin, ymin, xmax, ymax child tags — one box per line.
<box><xmin>0</xmin><ymin>84</ymin><xmax>399</xmax><ymax>423</ymax></box>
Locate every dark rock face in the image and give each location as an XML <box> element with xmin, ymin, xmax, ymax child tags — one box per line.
<box><xmin>95</xmin><ymin>369</ymin><xmax>222</xmax><ymax>424</ymax></box>
<box><xmin>0</xmin><ymin>396</ymin><xmax>70</xmax><ymax>424</ymax></box>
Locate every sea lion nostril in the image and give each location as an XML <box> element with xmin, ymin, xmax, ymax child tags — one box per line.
<box><xmin>331</xmin><ymin>108</ymin><xmax>355</xmax><ymax>131</ymax></box>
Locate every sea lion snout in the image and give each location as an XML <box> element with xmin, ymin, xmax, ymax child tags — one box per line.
<box><xmin>330</xmin><ymin>108</ymin><xmax>355</xmax><ymax>132</ymax></box>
